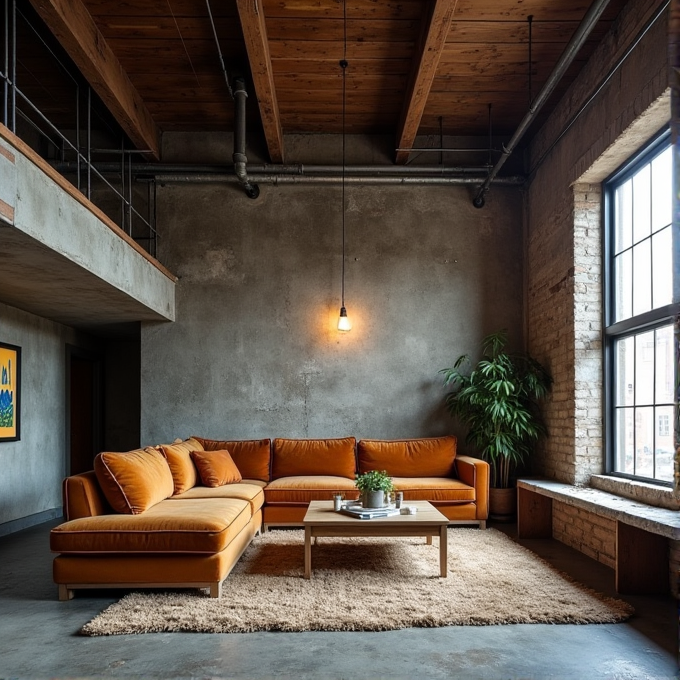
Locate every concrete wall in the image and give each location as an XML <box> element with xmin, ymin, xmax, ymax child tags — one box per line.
<box><xmin>0</xmin><ymin>302</ymin><xmax>92</xmax><ymax>534</ymax></box>
<box><xmin>526</xmin><ymin>0</ymin><xmax>670</xmax><ymax>485</ymax></box>
<box><xmin>141</xmin><ymin>172</ymin><xmax>524</xmax><ymax>445</ymax></box>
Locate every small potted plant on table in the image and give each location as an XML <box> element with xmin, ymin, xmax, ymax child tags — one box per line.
<box><xmin>440</xmin><ymin>330</ymin><xmax>552</xmax><ymax>521</ymax></box>
<box><xmin>355</xmin><ymin>470</ymin><xmax>393</xmax><ymax>508</ymax></box>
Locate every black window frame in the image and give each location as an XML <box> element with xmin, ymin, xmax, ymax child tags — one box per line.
<box><xmin>603</xmin><ymin>126</ymin><xmax>677</xmax><ymax>485</ymax></box>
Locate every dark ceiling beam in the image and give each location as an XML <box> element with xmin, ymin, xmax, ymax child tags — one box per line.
<box><xmin>395</xmin><ymin>0</ymin><xmax>457</xmax><ymax>165</ymax></box>
<box><xmin>236</xmin><ymin>0</ymin><xmax>285</xmax><ymax>163</ymax></box>
<box><xmin>28</xmin><ymin>0</ymin><xmax>160</xmax><ymax>159</ymax></box>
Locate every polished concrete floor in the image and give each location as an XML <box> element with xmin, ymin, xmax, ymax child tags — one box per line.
<box><xmin>0</xmin><ymin>519</ymin><xmax>677</xmax><ymax>680</ymax></box>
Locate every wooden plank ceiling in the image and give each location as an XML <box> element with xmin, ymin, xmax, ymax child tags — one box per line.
<box><xmin>22</xmin><ymin>0</ymin><xmax>628</xmax><ymax>163</ymax></box>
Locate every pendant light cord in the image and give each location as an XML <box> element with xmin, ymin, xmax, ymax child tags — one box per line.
<box><xmin>340</xmin><ymin>1</ymin><xmax>347</xmax><ymax>309</ymax></box>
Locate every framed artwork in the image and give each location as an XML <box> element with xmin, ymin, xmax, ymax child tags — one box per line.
<box><xmin>0</xmin><ymin>342</ymin><xmax>21</xmax><ymax>442</ymax></box>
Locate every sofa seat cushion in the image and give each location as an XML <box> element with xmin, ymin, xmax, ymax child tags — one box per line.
<box><xmin>392</xmin><ymin>477</ymin><xmax>475</xmax><ymax>503</ymax></box>
<box><xmin>194</xmin><ymin>438</ymin><xmax>272</xmax><ymax>482</ymax></box>
<box><xmin>169</xmin><ymin>482</ymin><xmax>265</xmax><ymax>513</ymax></box>
<box><xmin>272</xmin><ymin>437</ymin><xmax>356</xmax><ymax>480</ymax></box>
<box><xmin>265</xmin><ymin>476</ymin><xmax>360</xmax><ymax>504</ymax></box>
<box><xmin>50</xmin><ymin>498</ymin><xmax>251</xmax><ymax>555</ymax></box>
<box><xmin>358</xmin><ymin>437</ymin><xmax>457</xmax><ymax>478</ymax></box>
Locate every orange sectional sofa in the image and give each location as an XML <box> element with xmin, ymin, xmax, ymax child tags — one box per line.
<box><xmin>51</xmin><ymin>435</ymin><xmax>488</xmax><ymax>600</ymax></box>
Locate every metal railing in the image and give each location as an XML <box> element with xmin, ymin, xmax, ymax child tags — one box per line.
<box><xmin>0</xmin><ymin>0</ymin><xmax>158</xmax><ymax>256</ymax></box>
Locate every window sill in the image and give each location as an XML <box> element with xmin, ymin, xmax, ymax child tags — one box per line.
<box><xmin>590</xmin><ymin>474</ymin><xmax>679</xmax><ymax>511</ymax></box>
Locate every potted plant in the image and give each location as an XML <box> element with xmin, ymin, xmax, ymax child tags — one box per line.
<box><xmin>440</xmin><ymin>330</ymin><xmax>552</xmax><ymax>520</ymax></box>
<box><xmin>355</xmin><ymin>470</ymin><xmax>393</xmax><ymax>508</ymax></box>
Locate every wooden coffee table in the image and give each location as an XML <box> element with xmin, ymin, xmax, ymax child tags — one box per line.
<box><xmin>302</xmin><ymin>500</ymin><xmax>449</xmax><ymax>579</ymax></box>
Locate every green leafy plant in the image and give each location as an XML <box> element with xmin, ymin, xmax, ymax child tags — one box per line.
<box><xmin>355</xmin><ymin>470</ymin><xmax>394</xmax><ymax>493</ymax></box>
<box><xmin>440</xmin><ymin>330</ymin><xmax>552</xmax><ymax>489</ymax></box>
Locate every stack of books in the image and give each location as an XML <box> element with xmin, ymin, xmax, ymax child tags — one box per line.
<box><xmin>339</xmin><ymin>504</ymin><xmax>400</xmax><ymax>520</ymax></box>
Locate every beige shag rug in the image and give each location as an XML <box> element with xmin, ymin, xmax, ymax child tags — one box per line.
<box><xmin>80</xmin><ymin>528</ymin><xmax>633</xmax><ymax>635</ymax></box>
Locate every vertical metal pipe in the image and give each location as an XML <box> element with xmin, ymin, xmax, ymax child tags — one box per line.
<box><xmin>120</xmin><ymin>135</ymin><xmax>125</xmax><ymax>232</ymax></box>
<box><xmin>152</xmin><ymin>180</ymin><xmax>157</xmax><ymax>257</ymax></box>
<box><xmin>11</xmin><ymin>0</ymin><xmax>16</xmax><ymax>132</ymax></box>
<box><xmin>127</xmin><ymin>148</ymin><xmax>132</xmax><ymax>236</ymax></box>
<box><xmin>472</xmin><ymin>0</ymin><xmax>612</xmax><ymax>207</ymax></box>
<box><xmin>528</xmin><ymin>15</ymin><xmax>533</xmax><ymax>107</ymax></box>
<box><xmin>87</xmin><ymin>86</ymin><xmax>91</xmax><ymax>200</ymax></box>
<box><xmin>232</xmin><ymin>77</ymin><xmax>260</xmax><ymax>199</ymax></box>
<box><xmin>75</xmin><ymin>85</ymin><xmax>80</xmax><ymax>191</ymax></box>
<box><xmin>3</xmin><ymin>0</ymin><xmax>8</xmax><ymax>127</ymax></box>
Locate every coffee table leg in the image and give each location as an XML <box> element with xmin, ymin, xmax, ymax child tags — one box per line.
<box><xmin>439</xmin><ymin>525</ymin><xmax>447</xmax><ymax>577</ymax></box>
<box><xmin>427</xmin><ymin>535</ymin><xmax>433</xmax><ymax>545</ymax></box>
<box><xmin>304</xmin><ymin>526</ymin><xmax>312</xmax><ymax>579</ymax></box>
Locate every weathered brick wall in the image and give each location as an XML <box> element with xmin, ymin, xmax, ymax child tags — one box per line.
<box><xmin>552</xmin><ymin>501</ymin><xmax>616</xmax><ymax>569</ymax></box>
<box><xmin>527</xmin><ymin>0</ymin><xmax>669</xmax><ymax>484</ymax></box>
<box><xmin>554</xmin><ymin>501</ymin><xmax>679</xmax><ymax>596</ymax></box>
<box><xmin>572</xmin><ymin>185</ymin><xmax>604</xmax><ymax>482</ymax></box>
<box><xmin>669</xmin><ymin>541</ymin><xmax>680</xmax><ymax>597</ymax></box>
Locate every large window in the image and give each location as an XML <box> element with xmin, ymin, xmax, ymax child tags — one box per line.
<box><xmin>605</xmin><ymin>130</ymin><xmax>675</xmax><ymax>484</ymax></box>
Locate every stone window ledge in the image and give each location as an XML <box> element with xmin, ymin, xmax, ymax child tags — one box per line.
<box><xmin>590</xmin><ymin>474</ymin><xmax>679</xmax><ymax>511</ymax></box>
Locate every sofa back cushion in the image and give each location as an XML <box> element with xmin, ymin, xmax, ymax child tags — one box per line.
<box><xmin>159</xmin><ymin>437</ymin><xmax>204</xmax><ymax>494</ymax></box>
<box><xmin>94</xmin><ymin>447</ymin><xmax>174</xmax><ymax>514</ymax></box>
<box><xmin>357</xmin><ymin>436</ymin><xmax>457</xmax><ymax>478</ymax></box>
<box><xmin>190</xmin><ymin>449</ymin><xmax>243</xmax><ymax>487</ymax></box>
<box><xmin>194</xmin><ymin>438</ymin><xmax>271</xmax><ymax>482</ymax></box>
<box><xmin>272</xmin><ymin>437</ymin><xmax>356</xmax><ymax>479</ymax></box>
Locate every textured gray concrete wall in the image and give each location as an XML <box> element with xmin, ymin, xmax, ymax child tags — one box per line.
<box><xmin>0</xmin><ymin>302</ymin><xmax>92</xmax><ymax>531</ymax></box>
<box><xmin>141</xmin><ymin>174</ymin><xmax>523</xmax><ymax>446</ymax></box>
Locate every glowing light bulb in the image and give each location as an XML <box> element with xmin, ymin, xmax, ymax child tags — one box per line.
<box><xmin>337</xmin><ymin>306</ymin><xmax>352</xmax><ymax>332</ymax></box>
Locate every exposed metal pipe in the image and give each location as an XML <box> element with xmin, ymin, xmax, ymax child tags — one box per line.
<box><xmin>205</xmin><ymin>0</ymin><xmax>232</xmax><ymax>98</ymax></box>
<box><xmin>232</xmin><ymin>77</ymin><xmax>260</xmax><ymax>199</ymax></box>
<box><xmin>51</xmin><ymin>162</ymin><xmax>495</xmax><ymax>176</ymax></box>
<box><xmin>527</xmin><ymin>0</ymin><xmax>670</xmax><ymax>182</ymax></box>
<box><xmin>144</xmin><ymin>174</ymin><xmax>525</xmax><ymax>186</ymax></box>
<box><xmin>471</xmin><ymin>0</ymin><xmax>612</xmax><ymax>208</ymax></box>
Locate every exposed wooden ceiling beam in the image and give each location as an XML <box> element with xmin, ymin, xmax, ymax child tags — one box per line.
<box><xmin>236</xmin><ymin>0</ymin><xmax>285</xmax><ymax>163</ymax></box>
<box><xmin>28</xmin><ymin>0</ymin><xmax>160</xmax><ymax>159</ymax></box>
<box><xmin>395</xmin><ymin>0</ymin><xmax>457</xmax><ymax>164</ymax></box>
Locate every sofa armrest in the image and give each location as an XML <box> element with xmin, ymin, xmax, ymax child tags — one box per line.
<box><xmin>454</xmin><ymin>456</ymin><xmax>489</xmax><ymax>520</ymax></box>
<box><xmin>63</xmin><ymin>471</ymin><xmax>109</xmax><ymax>520</ymax></box>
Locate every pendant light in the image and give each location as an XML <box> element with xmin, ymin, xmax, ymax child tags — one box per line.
<box><xmin>337</xmin><ymin>1</ymin><xmax>351</xmax><ymax>332</ymax></box>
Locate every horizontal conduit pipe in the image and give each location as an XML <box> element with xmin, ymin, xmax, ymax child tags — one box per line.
<box><xmin>141</xmin><ymin>174</ymin><xmax>525</xmax><ymax>186</ymax></box>
<box><xmin>471</xmin><ymin>0</ymin><xmax>612</xmax><ymax>208</ymax></box>
<box><xmin>51</xmin><ymin>162</ymin><xmax>495</xmax><ymax>175</ymax></box>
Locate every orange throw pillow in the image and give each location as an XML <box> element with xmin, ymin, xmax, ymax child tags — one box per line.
<box><xmin>190</xmin><ymin>449</ymin><xmax>243</xmax><ymax>487</ymax></box>
<box><xmin>94</xmin><ymin>447</ymin><xmax>174</xmax><ymax>514</ymax></box>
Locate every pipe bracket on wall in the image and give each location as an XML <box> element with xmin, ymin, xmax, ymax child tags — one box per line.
<box><xmin>232</xmin><ymin>77</ymin><xmax>260</xmax><ymax>199</ymax></box>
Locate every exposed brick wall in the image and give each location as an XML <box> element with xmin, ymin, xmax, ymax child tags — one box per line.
<box><xmin>572</xmin><ymin>185</ymin><xmax>604</xmax><ymax>483</ymax></box>
<box><xmin>553</xmin><ymin>501</ymin><xmax>678</xmax><ymax>596</ymax></box>
<box><xmin>526</xmin><ymin>0</ymin><xmax>669</xmax><ymax>484</ymax></box>
<box><xmin>669</xmin><ymin>541</ymin><xmax>680</xmax><ymax>597</ymax></box>
<box><xmin>552</xmin><ymin>501</ymin><xmax>616</xmax><ymax>570</ymax></box>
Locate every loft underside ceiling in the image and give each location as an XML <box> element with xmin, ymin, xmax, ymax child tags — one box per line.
<box><xmin>0</xmin><ymin>224</ymin><xmax>170</xmax><ymax>331</ymax></box>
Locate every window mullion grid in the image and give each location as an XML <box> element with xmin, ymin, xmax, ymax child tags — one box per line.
<box><xmin>652</xmin><ymin>328</ymin><xmax>657</xmax><ymax>479</ymax></box>
<box><xmin>605</xmin><ymin>129</ymin><xmax>672</xmax><ymax>483</ymax></box>
<box><xmin>633</xmin><ymin>336</ymin><xmax>637</xmax><ymax>476</ymax></box>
